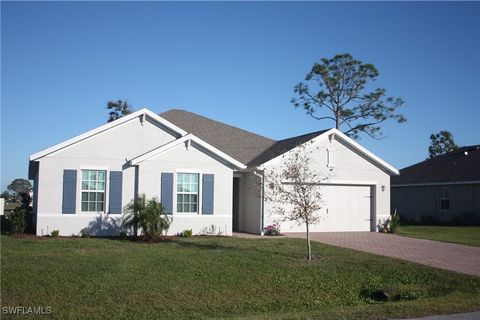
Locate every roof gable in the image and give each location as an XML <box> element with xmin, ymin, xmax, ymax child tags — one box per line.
<box><xmin>258</xmin><ymin>128</ymin><xmax>399</xmax><ymax>175</ymax></box>
<box><xmin>129</xmin><ymin>134</ymin><xmax>246</xmax><ymax>170</ymax></box>
<box><xmin>160</xmin><ymin>110</ymin><xmax>398</xmax><ymax>175</ymax></box>
<box><xmin>392</xmin><ymin>145</ymin><xmax>480</xmax><ymax>185</ymax></box>
<box><xmin>30</xmin><ymin>109</ymin><xmax>187</xmax><ymax>161</ymax></box>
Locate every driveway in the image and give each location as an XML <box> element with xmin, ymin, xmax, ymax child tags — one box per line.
<box><xmin>286</xmin><ymin>232</ymin><xmax>480</xmax><ymax>277</ymax></box>
<box><xmin>397</xmin><ymin>311</ymin><xmax>480</xmax><ymax>320</ymax></box>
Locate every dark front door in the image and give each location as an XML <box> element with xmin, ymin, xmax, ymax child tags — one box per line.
<box><xmin>232</xmin><ymin>177</ymin><xmax>240</xmax><ymax>231</ymax></box>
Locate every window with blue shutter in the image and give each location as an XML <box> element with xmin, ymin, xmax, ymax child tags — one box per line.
<box><xmin>161</xmin><ymin>172</ymin><xmax>173</xmax><ymax>214</ymax></box>
<box><xmin>202</xmin><ymin>174</ymin><xmax>214</xmax><ymax>215</ymax></box>
<box><xmin>109</xmin><ymin>171</ymin><xmax>123</xmax><ymax>214</ymax></box>
<box><xmin>62</xmin><ymin>169</ymin><xmax>77</xmax><ymax>214</ymax></box>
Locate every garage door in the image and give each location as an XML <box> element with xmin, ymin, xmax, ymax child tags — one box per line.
<box><xmin>315</xmin><ymin>185</ymin><xmax>372</xmax><ymax>232</ymax></box>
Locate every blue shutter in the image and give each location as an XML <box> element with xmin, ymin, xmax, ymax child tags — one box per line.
<box><xmin>62</xmin><ymin>169</ymin><xmax>77</xmax><ymax>214</ymax></box>
<box><xmin>202</xmin><ymin>174</ymin><xmax>214</xmax><ymax>215</ymax></box>
<box><xmin>161</xmin><ymin>172</ymin><xmax>173</xmax><ymax>214</ymax></box>
<box><xmin>109</xmin><ymin>171</ymin><xmax>123</xmax><ymax>214</ymax></box>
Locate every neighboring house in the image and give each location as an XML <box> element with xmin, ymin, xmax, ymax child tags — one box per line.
<box><xmin>391</xmin><ymin>146</ymin><xmax>480</xmax><ymax>224</ymax></box>
<box><xmin>29</xmin><ymin>108</ymin><xmax>399</xmax><ymax>236</ymax></box>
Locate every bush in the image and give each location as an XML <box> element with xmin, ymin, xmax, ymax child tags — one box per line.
<box><xmin>378</xmin><ymin>211</ymin><xmax>400</xmax><ymax>233</ymax></box>
<box><xmin>79</xmin><ymin>228</ymin><xmax>90</xmax><ymax>238</ymax></box>
<box><xmin>7</xmin><ymin>207</ymin><xmax>28</xmax><ymax>234</ymax></box>
<box><xmin>177</xmin><ymin>229</ymin><xmax>192</xmax><ymax>237</ymax></box>
<box><xmin>389</xmin><ymin>211</ymin><xmax>400</xmax><ymax>233</ymax></box>
<box><xmin>263</xmin><ymin>223</ymin><xmax>281</xmax><ymax>236</ymax></box>
<box><xmin>199</xmin><ymin>225</ymin><xmax>223</xmax><ymax>236</ymax></box>
<box><xmin>51</xmin><ymin>230</ymin><xmax>60</xmax><ymax>237</ymax></box>
<box><xmin>123</xmin><ymin>194</ymin><xmax>172</xmax><ymax>240</ymax></box>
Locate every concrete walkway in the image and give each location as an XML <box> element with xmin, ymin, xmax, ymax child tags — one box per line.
<box><xmin>285</xmin><ymin>232</ymin><xmax>480</xmax><ymax>277</ymax></box>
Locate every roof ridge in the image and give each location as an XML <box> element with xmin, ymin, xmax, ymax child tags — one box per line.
<box><xmin>275</xmin><ymin>129</ymin><xmax>330</xmax><ymax>143</ymax></box>
<box><xmin>160</xmin><ymin>109</ymin><xmax>275</xmax><ymax>142</ymax></box>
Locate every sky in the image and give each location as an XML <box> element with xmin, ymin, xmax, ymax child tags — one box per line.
<box><xmin>1</xmin><ymin>1</ymin><xmax>479</xmax><ymax>191</ymax></box>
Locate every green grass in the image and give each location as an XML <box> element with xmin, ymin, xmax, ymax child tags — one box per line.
<box><xmin>397</xmin><ymin>226</ymin><xmax>480</xmax><ymax>247</ymax></box>
<box><xmin>1</xmin><ymin>235</ymin><xmax>479</xmax><ymax>319</ymax></box>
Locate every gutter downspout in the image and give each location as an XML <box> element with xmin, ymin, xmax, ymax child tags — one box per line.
<box><xmin>254</xmin><ymin>170</ymin><xmax>265</xmax><ymax>235</ymax></box>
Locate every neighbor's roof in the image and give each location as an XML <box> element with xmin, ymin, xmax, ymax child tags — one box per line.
<box><xmin>391</xmin><ymin>145</ymin><xmax>480</xmax><ymax>185</ymax></box>
<box><xmin>160</xmin><ymin>109</ymin><xmax>276</xmax><ymax>165</ymax></box>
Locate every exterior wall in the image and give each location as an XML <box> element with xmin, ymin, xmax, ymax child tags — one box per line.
<box><xmin>138</xmin><ymin>142</ymin><xmax>233</xmax><ymax>235</ymax></box>
<box><xmin>35</xmin><ymin>117</ymin><xmax>179</xmax><ymax>236</ymax></box>
<box><xmin>391</xmin><ymin>184</ymin><xmax>480</xmax><ymax>224</ymax></box>
<box><xmin>262</xmin><ymin>137</ymin><xmax>391</xmax><ymax>233</ymax></box>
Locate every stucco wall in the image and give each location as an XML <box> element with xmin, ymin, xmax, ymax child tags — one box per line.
<box><xmin>391</xmin><ymin>184</ymin><xmax>480</xmax><ymax>223</ymax></box>
<box><xmin>34</xmin><ymin>116</ymin><xmax>234</xmax><ymax>236</ymax></box>
<box><xmin>138</xmin><ymin>142</ymin><xmax>233</xmax><ymax>235</ymax></box>
<box><xmin>261</xmin><ymin>136</ymin><xmax>392</xmax><ymax>233</ymax></box>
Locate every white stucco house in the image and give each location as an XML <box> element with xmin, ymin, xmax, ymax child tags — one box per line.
<box><xmin>28</xmin><ymin>108</ymin><xmax>399</xmax><ymax>236</ymax></box>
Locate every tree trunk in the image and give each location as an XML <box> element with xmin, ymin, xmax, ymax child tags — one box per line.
<box><xmin>335</xmin><ymin>110</ymin><xmax>340</xmax><ymax>129</ymax></box>
<box><xmin>306</xmin><ymin>222</ymin><xmax>312</xmax><ymax>260</ymax></box>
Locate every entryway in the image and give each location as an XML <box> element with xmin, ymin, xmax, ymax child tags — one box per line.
<box><xmin>232</xmin><ymin>177</ymin><xmax>240</xmax><ymax>231</ymax></box>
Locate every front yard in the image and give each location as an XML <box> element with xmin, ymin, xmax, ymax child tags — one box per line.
<box><xmin>397</xmin><ymin>226</ymin><xmax>480</xmax><ymax>247</ymax></box>
<box><xmin>1</xmin><ymin>235</ymin><xmax>480</xmax><ymax>319</ymax></box>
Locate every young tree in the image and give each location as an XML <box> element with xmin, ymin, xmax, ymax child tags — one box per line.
<box><xmin>263</xmin><ymin>143</ymin><xmax>331</xmax><ymax>260</ymax></box>
<box><xmin>292</xmin><ymin>53</ymin><xmax>406</xmax><ymax>139</ymax></box>
<box><xmin>107</xmin><ymin>100</ymin><xmax>133</xmax><ymax>123</ymax></box>
<box><xmin>428</xmin><ymin>130</ymin><xmax>458</xmax><ymax>159</ymax></box>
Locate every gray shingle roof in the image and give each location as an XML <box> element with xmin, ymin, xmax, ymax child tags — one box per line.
<box><xmin>160</xmin><ymin>109</ymin><xmax>328</xmax><ymax>167</ymax></box>
<box><xmin>160</xmin><ymin>109</ymin><xmax>276</xmax><ymax>165</ymax></box>
<box><xmin>391</xmin><ymin>145</ymin><xmax>480</xmax><ymax>185</ymax></box>
<box><xmin>248</xmin><ymin>130</ymin><xmax>329</xmax><ymax>166</ymax></box>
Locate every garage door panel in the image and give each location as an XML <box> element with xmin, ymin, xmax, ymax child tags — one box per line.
<box><xmin>267</xmin><ymin>185</ymin><xmax>373</xmax><ymax>233</ymax></box>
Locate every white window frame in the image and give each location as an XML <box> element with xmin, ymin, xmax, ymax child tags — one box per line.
<box><xmin>440</xmin><ymin>187</ymin><xmax>450</xmax><ymax>211</ymax></box>
<box><xmin>175</xmin><ymin>171</ymin><xmax>201</xmax><ymax>214</ymax></box>
<box><xmin>79</xmin><ymin>168</ymin><xmax>108</xmax><ymax>214</ymax></box>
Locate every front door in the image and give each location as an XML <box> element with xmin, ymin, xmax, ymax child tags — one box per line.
<box><xmin>232</xmin><ymin>177</ymin><xmax>240</xmax><ymax>231</ymax></box>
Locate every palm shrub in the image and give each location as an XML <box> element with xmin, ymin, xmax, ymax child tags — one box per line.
<box><xmin>123</xmin><ymin>194</ymin><xmax>146</xmax><ymax>237</ymax></box>
<box><xmin>123</xmin><ymin>194</ymin><xmax>172</xmax><ymax>240</ymax></box>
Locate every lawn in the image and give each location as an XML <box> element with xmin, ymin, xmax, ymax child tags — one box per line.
<box><xmin>1</xmin><ymin>235</ymin><xmax>479</xmax><ymax>320</ymax></box>
<box><xmin>397</xmin><ymin>226</ymin><xmax>480</xmax><ymax>247</ymax></box>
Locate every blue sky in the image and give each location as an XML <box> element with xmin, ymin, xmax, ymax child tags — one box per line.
<box><xmin>1</xmin><ymin>1</ymin><xmax>479</xmax><ymax>191</ymax></box>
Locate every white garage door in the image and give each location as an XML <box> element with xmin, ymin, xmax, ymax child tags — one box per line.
<box><xmin>315</xmin><ymin>185</ymin><xmax>372</xmax><ymax>232</ymax></box>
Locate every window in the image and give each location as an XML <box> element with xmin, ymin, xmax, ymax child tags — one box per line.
<box><xmin>81</xmin><ymin>170</ymin><xmax>106</xmax><ymax>212</ymax></box>
<box><xmin>176</xmin><ymin>173</ymin><xmax>199</xmax><ymax>213</ymax></box>
<box><xmin>440</xmin><ymin>188</ymin><xmax>450</xmax><ymax>211</ymax></box>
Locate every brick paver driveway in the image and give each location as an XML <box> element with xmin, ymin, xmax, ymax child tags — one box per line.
<box><xmin>286</xmin><ymin>232</ymin><xmax>480</xmax><ymax>277</ymax></box>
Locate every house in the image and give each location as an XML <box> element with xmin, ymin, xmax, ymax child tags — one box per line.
<box><xmin>28</xmin><ymin>108</ymin><xmax>399</xmax><ymax>236</ymax></box>
<box><xmin>391</xmin><ymin>146</ymin><xmax>480</xmax><ymax>224</ymax></box>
